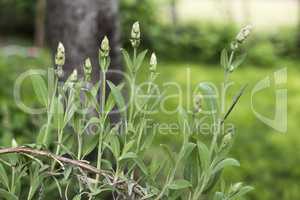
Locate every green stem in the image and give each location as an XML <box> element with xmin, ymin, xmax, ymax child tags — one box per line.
<box><xmin>96</xmin><ymin>70</ymin><xmax>106</xmax><ymax>184</ymax></box>
<box><xmin>43</xmin><ymin>78</ymin><xmax>58</xmax><ymax>146</ymax></box>
<box><xmin>10</xmin><ymin>166</ymin><xmax>15</xmax><ymax>193</ymax></box>
<box><xmin>77</xmin><ymin>134</ymin><xmax>82</xmax><ymax>160</ymax></box>
<box><xmin>51</xmin><ymin>129</ymin><xmax>63</xmax><ymax>170</ymax></box>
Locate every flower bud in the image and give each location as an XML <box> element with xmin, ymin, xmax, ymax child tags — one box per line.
<box><xmin>130</xmin><ymin>21</ymin><xmax>141</xmax><ymax>48</ymax></box>
<box><xmin>55</xmin><ymin>42</ymin><xmax>65</xmax><ymax>66</ymax></box>
<box><xmin>101</xmin><ymin>36</ymin><xmax>110</xmax><ymax>52</ymax></box>
<box><xmin>99</xmin><ymin>36</ymin><xmax>111</xmax><ymax>72</ymax></box>
<box><xmin>230</xmin><ymin>41</ymin><xmax>239</xmax><ymax>51</ymax></box>
<box><xmin>11</xmin><ymin>138</ymin><xmax>18</xmax><ymax>147</ymax></box>
<box><xmin>131</xmin><ymin>21</ymin><xmax>140</xmax><ymax>40</ymax></box>
<box><xmin>193</xmin><ymin>94</ymin><xmax>202</xmax><ymax>113</ymax></box>
<box><xmin>85</xmin><ymin>58</ymin><xmax>92</xmax><ymax>72</ymax></box>
<box><xmin>236</xmin><ymin>25</ymin><xmax>252</xmax><ymax>44</ymax></box>
<box><xmin>69</xmin><ymin>69</ymin><xmax>78</xmax><ymax>83</ymax></box>
<box><xmin>84</xmin><ymin>58</ymin><xmax>92</xmax><ymax>81</ymax></box>
<box><xmin>149</xmin><ymin>53</ymin><xmax>157</xmax><ymax>72</ymax></box>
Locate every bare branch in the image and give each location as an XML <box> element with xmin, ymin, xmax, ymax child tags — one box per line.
<box><xmin>0</xmin><ymin>147</ymin><xmax>102</xmax><ymax>174</ymax></box>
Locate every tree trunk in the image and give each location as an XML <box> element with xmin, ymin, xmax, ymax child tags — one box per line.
<box><xmin>34</xmin><ymin>0</ymin><xmax>46</xmax><ymax>47</ymax></box>
<box><xmin>46</xmin><ymin>0</ymin><xmax>122</xmax><ymax>84</ymax></box>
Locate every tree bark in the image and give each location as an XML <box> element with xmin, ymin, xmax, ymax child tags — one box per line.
<box><xmin>46</xmin><ymin>0</ymin><xmax>122</xmax><ymax>84</ymax></box>
<box><xmin>34</xmin><ymin>0</ymin><xmax>46</xmax><ymax>47</ymax></box>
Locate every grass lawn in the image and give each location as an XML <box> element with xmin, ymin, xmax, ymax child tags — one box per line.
<box><xmin>138</xmin><ymin>60</ymin><xmax>300</xmax><ymax>200</ymax></box>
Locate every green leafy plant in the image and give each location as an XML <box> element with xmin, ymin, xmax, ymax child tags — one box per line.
<box><xmin>0</xmin><ymin>23</ymin><xmax>253</xmax><ymax>200</ymax></box>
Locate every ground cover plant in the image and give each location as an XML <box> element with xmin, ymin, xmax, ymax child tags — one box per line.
<box><xmin>0</xmin><ymin>23</ymin><xmax>254</xmax><ymax>200</ymax></box>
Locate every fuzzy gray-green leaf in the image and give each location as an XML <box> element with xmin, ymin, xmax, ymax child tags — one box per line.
<box><xmin>213</xmin><ymin>158</ymin><xmax>240</xmax><ymax>174</ymax></box>
<box><xmin>31</xmin><ymin>74</ymin><xmax>48</xmax><ymax>106</ymax></box>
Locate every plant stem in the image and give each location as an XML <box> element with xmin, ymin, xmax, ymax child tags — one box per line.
<box><xmin>43</xmin><ymin>78</ymin><xmax>58</xmax><ymax>145</ymax></box>
<box><xmin>10</xmin><ymin>166</ymin><xmax>15</xmax><ymax>193</ymax></box>
<box><xmin>77</xmin><ymin>134</ymin><xmax>82</xmax><ymax>160</ymax></box>
<box><xmin>96</xmin><ymin>70</ymin><xmax>106</xmax><ymax>184</ymax></box>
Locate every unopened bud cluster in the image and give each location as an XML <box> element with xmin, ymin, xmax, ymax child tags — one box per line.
<box><xmin>55</xmin><ymin>42</ymin><xmax>65</xmax><ymax>78</ymax></box>
<box><xmin>100</xmin><ymin>36</ymin><xmax>110</xmax><ymax>57</ymax></box>
<box><xmin>69</xmin><ymin>69</ymin><xmax>78</xmax><ymax>83</ymax></box>
<box><xmin>53</xmin><ymin>37</ymin><xmax>112</xmax><ymax>83</ymax></box>
<box><xmin>149</xmin><ymin>53</ymin><xmax>158</xmax><ymax>79</ymax></box>
<box><xmin>231</xmin><ymin>25</ymin><xmax>252</xmax><ymax>51</ymax></box>
<box><xmin>130</xmin><ymin>22</ymin><xmax>141</xmax><ymax>48</ymax></box>
<box><xmin>99</xmin><ymin>36</ymin><xmax>111</xmax><ymax>72</ymax></box>
<box><xmin>150</xmin><ymin>53</ymin><xmax>157</xmax><ymax>72</ymax></box>
<box><xmin>84</xmin><ymin>58</ymin><xmax>92</xmax><ymax>81</ymax></box>
<box><xmin>193</xmin><ymin>95</ymin><xmax>202</xmax><ymax>113</ymax></box>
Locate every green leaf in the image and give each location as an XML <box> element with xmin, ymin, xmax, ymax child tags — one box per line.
<box><xmin>168</xmin><ymin>179</ymin><xmax>192</xmax><ymax>190</ymax></box>
<box><xmin>180</xmin><ymin>142</ymin><xmax>196</xmax><ymax>161</ymax></box>
<box><xmin>31</xmin><ymin>74</ymin><xmax>48</xmax><ymax>106</ymax></box>
<box><xmin>118</xmin><ymin>152</ymin><xmax>137</xmax><ymax>161</ymax></box>
<box><xmin>53</xmin><ymin>177</ymin><xmax>62</xmax><ymax>198</ymax></box>
<box><xmin>213</xmin><ymin>192</ymin><xmax>225</xmax><ymax>200</ymax></box>
<box><xmin>121</xmin><ymin>49</ymin><xmax>133</xmax><ymax>73</ymax></box>
<box><xmin>222</xmin><ymin>84</ymin><xmax>248</xmax><ymax>123</ymax></box>
<box><xmin>134</xmin><ymin>157</ymin><xmax>149</xmax><ymax>176</ymax></box>
<box><xmin>178</xmin><ymin>107</ymin><xmax>190</xmax><ymax>142</ymax></box>
<box><xmin>0</xmin><ymin>164</ymin><xmax>9</xmax><ymax>190</ymax></box>
<box><xmin>213</xmin><ymin>158</ymin><xmax>240</xmax><ymax>174</ymax></box>
<box><xmin>160</xmin><ymin>144</ymin><xmax>176</xmax><ymax>166</ymax></box>
<box><xmin>105</xmin><ymin>134</ymin><xmax>120</xmax><ymax>159</ymax></box>
<box><xmin>122</xmin><ymin>140</ymin><xmax>135</xmax><ymax>155</ymax></box>
<box><xmin>220</xmin><ymin>49</ymin><xmax>229</xmax><ymax>69</ymax></box>
<box><xmin>197</xmin><ymin>141</ymin><xmax>210</xmax><ymax>171</ymax></box>
<box><xmin>64</xmin><ymin>90</ymin><xmax>77</xmax><ymax>127</ymax></box>
<box><xmin>53</xmin><ymin>96</ymin><xmax>64</xmax><ymax>130</ymax></box>
<box><xmin>104</xmin><ymin>83</ymin><xmax>124</xmax><ymax>120</ymax></box>
<box><xmin>36</xmin><ymin>124</ymin><xmax>52</xmax><ymax>147</ymax></box>
<box><xmin>0</xmin><ymin>189</ymin><xmax>18</xmax><ymax>200</ymax></box>
<box><xmin>231</xmin><ymin>53</ymin><xmax>247</xmax><ymax>70</ymax></box>
<box><xmin>82</xmin><ymin>133</ymin><xmax>99</xmax><ymax>158</ymax></box>
<box><xmin>134</xmin><ymin>50</ymin><xmax>148</xmax><ymax>72</ymax></box>
<box><xmin>28</xmin><ymin>164</ymin><xmax>43</xmax><ymax>200</ymax></box>
<box><xmin>199</xmin><ymin>82</ymin><xmax>219</xmax><ymax>122</ymax></box>
<box><xmin>107</xmin><ymin>81</ymin><xmax>127</xmax><ymax>119</ymax></box>
<box><xmin>72</xmin><ymin>194</ymin><xmax>82</xmax><ymax>200</ymax></box>
<box><xmin>233</xmin><ymin>186</ymin><xmax>254</xmax><ymax>198</ymax></box>
<box><xmin>104</xmin><ymin>91</ymin><xmax>116</xmax><ymax>118</ymax></box>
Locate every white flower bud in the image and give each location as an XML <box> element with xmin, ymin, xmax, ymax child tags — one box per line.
<box><xmin>84</xmin><ymin>58</ymin><xmax>92</xmax><ymax>71</ymax></box>
<box><xmin>58</xmin><ymin>42</ymin><xmax>65</xmax><ymax>53</ymax></box>
<box><xmin>69</xmin><ymin>69</ymin><xmax>78</xmax><ymax>82</ymax></box>
<box><xmin>131</xmin><ymin>21</ymin><xmax>141</xmax><ymax>48</ymax></box>
<box><xmin>101</xmin><ymin>36</ymin><xmax>110</xmax><ymax>52</ymax></box>
<box><xmin>193</xmin><ymin>94</ymin><xmax>202</xmax><ymax>113</ymax></box>
<box><xmin>131</xmin><ymin>21</ymin><xmax>140</xmax><ymax>39</ymax></box>
<box><xmin>236</xmin><ymin>25</ymin><xmax>252</xmax><ymax>44</ymax></box>
<box><xmin>84</xmin><ymin>58</ymin><xmax>92</xmax><ymax>81</ymax></box>
<box><xmin>55</xmin><ymin>42</ymin><xmax>65</xmax><ymax>66</ymax></box>
<box><xmin>11</xmin><ymin>138</ymin><xmax>18</xmax><ymax>147</ymax></box>
<box><xmin>150</xmin><ymin>53</ymin><xmax>157</xmax><ymax>72</ymax></box>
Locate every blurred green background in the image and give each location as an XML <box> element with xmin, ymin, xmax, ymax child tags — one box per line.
<box><xmin>0</xmin><ymin>0</ymin><xmax>299</xmax><ymax>199</ymax></box>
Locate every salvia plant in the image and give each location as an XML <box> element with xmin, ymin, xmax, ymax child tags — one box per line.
<box><xmin>0</xmin><ymin>22</ymin><xmax>254</xmax><ymax>200</ymax></box>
